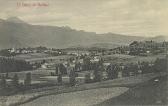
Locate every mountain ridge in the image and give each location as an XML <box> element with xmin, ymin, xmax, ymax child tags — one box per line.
<box><xmin>6</xmin><ymin>17</ymin><xmax>27</xmax><ymax>24</ymax></box>
<box><xmin>0</xmin><ymin>17</ymin><xmax>166</xmax><ymax>49</ymax></box>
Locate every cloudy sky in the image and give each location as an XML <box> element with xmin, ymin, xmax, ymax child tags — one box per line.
<box><xmin>0</xmin><ymin>0</ymin><xmax>168</xmax><ymax>37</ymax></box>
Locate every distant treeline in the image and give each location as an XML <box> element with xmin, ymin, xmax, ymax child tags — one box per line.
<box><xmin>0</xmin><ymin>49</ymin><xmax>16</xmax><ymax>57</ymax></box>
<box><xmin>0</xmin><ymin>57</ymin><xmax>33</xmax><ymax>73</ymax></box>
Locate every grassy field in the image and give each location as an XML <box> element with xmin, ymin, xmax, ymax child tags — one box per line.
<box><xmin>14</xmin><ymin>53</ymin><xmax>74</xmax><ymax>64</ymax></box>
<box><xmin>96</xmin><ymin>75</ymin><xmax>168</xmax><ymax>106</ymax></box>
<box><xmin>24</xmin><ymin>55</ymin><xmax>73</xmax><ymax>62</ymax></box>
<box><xmin>21</xmin><ymin>87</ymin><xmax>128</xmax><ymax>106</ymax></box>
<box><xmin>14</xmin><ymin>53</ymin><xmax>50</xmax><ymax>60</ymax></box>
<box><xmin>130</xmin><ymin>54</ymin><xmax>165</xmax><ymax>63</ymax></box>
<box><xmin>103</xmin><ymin>54</ymin><xmax>165</xmax><ymax>64</ymax></box>
<box><xmin>0</xmin><ymin>72</ymin><xmax>166</xmax><ymax>106</ymax></box>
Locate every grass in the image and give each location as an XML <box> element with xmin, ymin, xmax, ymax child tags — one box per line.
<box><xmin>14</xmin><ymin>53</ymin><xmax>50</xmax><ymax>60</ymax></box>
<box><xmin>21</xmin><ymin>87</ymin><xmax>129</xmax><ymax>106</ymax></box>
<box><xmin>14</xmin><ymin>53</ymin><xmax>74</xmax><ymax>65</ymax></box>
<box><xmin>103</xmin><ymin>54</ymin><xmax>166</xmax><ymax>64</ymax></box>
<box><xmin>0</xmin><ymin>72</ymin><xmax>166</xmax><ymax>106</ymax></box>
<box><xmin>0</xmin><ymin>69</ymin><xmax>55</xmax><ymax>81</ymax></box>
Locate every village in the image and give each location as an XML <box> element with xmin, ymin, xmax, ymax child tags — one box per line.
<box><xmin>1</xmin><ymin>0</ymin><xmax>168</xmax><ymax>105</ymax></box>
<box><xmin>0</xmin><ymin>40</ymin><xmax>167</xmax><ymax>92</ymax></box>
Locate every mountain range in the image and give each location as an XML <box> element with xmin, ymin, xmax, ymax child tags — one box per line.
<box><xmin>0</xmin><ymin>17</ymin><xmax>167</xmax><ymax>49</ymax></box>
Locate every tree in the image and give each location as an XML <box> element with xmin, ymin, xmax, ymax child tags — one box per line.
<box><xmin>106</xmin><ymin>65</ymin><xmax>113</xmax><ymax>79</ymax></box>
<box><xmin>5</xmin><ymin>72</ymin><xmax>9</xmax><ymax>78</ymax></box>
<box><xmin>128</xmin><ymin>63</ymin><xmax>138</xmax><ymax>76</ymax></box>
<box><xmin>69</xmin><ymin>70</ymin><xmax>76</xmax><ymax>86</ymax></box>
<box><xmin>153</xmin><ymin>58</ymin><xmax>167</xmax><ymax>73</ymax></box>
<box><xmin>59</xmin><ymin>64</ymin><xmax>67</xmax><ymax>75</ymax></box>
<box><xmin>24</xmin><ymin>73</ymin><xmax>31</xmax><ymax>87</ymax></box>
<box><xmin>12</xmin><ymin>74</ymin><xmax>19</xmax><ymax>88</ymax></box>
<box><xmin>93</xmin><ymin>66</ymin><xmax>102</xmax><ymax>82</ymax></box>
<box><xmin>55</xmin><ymin>65</ymin><xmax>59</xmax><ymax>75</ymax></box>
<box><xmin>123</xmin><ymin>65</ymin><xmax>129</xmax><ymax>77</ymax></box>
<box><xmin>0</xmin><ymin>57</ymin><xmax>33</xmax><ymax>73</ymax></box>
<box><xmin>85</xmin><ymin>73</ymin><xmax>91</xmax><ymax>83</ymax></box>
<box><xmin>50</xmin><ymin>72</ymin><xmax>55</xmax><ymax>76</ymax></box>
<box><xmin>107</xmin><ymin>64</ymin><xmax>118</xmax><ymax>79</ymax></box>
<box><xmin>83</xmin><ymin>57</ymin><xmax>91</xmax><ymax>70</ymax></box>
<box><xmin>0</xmin><ymin>75</ymin><xmax>6</xmax><ymax>89</ymax></box>
<box><xmin>57</xmin><ymin>74</ymin><xmax>62</xmax><ymax>84</ymax></box>
<box><xmin>0</xmin><ymin>49</ymin><xmax>12</xmax><ymax>57</ymax></box>
<box><xmin>75</xmin><ymin>63</ymin><xmax>82</xmax><ymax>71</ymax></box>
<box><xmin>141</xmin><ymin>61</ymin><xmax>151</xmax><ymax>74</ymax></box>
<box><xmin>98</xmin><ymin>58</ymin><xmax>104</xmax><ymax>66</ymax></box>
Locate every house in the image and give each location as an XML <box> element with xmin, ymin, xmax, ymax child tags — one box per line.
<box><xmin>90</xmin><ymin>56</ymin><xmax>100</xmax><ymax>63</ymax></box>
<box><xmin>129</xmin><ymin>41</ymin><xmax>168</xmax><ymax>56</ymax></box>
<box><xmin>8</xmin><ymin>48</ymin><xmax>16</xmax><ymax>53</ymax></box>
<box><xmin>41</xmin><ymin>63</ymin><xmax>55</xmax><ymax>69</ymax></box>
<box><xmin>118</xmin><ymin>71</ymin><xmax>122</xmax><ymax>78</ymax></box>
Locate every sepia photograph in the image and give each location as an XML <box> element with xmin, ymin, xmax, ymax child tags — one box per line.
<box><xmin>0</xmin><ymin>0</ymin><xmax>167</xmax><ymax>106</ymax></box>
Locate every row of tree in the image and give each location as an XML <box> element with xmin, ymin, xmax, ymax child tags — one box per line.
<box><xmin>84</xmin><ymin>58</ymin><xmax>167</xmax><ymax>84</ymax></box>
<box><xmin>54</xmin><ymin>57</ymin><xmax>167</xmax><ymax>85</ymax></box>
<box><xmin>0</xmin><ymin>73</ymin><xmax>31</xmax><ymax>91</ymax></box>
<box><xmin>0</xmin><ymin>57</ymin><xmax>33</xmax><ymax>73</ymax></box>
<box><xmin>0</xmin><ymin>49</ymin><xmax>16</xmax><ymax>57</ymax></box>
